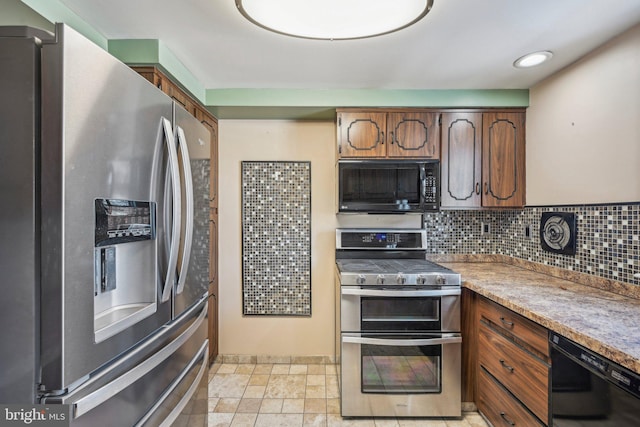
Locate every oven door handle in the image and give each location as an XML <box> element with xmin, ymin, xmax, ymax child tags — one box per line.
<box><xmin>341</xmin><ymin>288</ymin><xmax>461</xmax><ymax>297</ymax></box>
<box><xmin>342</xmin><ymin>335</ymin><xmax>462</xmax><ymax>347</ymax></box>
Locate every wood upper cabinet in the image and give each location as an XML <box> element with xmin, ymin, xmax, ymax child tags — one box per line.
<box><xmin>337</xmin><ymin>109</ymin><xmax>440</xmax><ymax>159</ymax></box>
<box><xmin>387</xmin><ymin>112</ymin><xmax>440</xmax><ymax>158</ymax></box>
<box><xmin>441</xmin><ymin>112</ymin><xmax>482</xmax><ymax>208</ymax></box>
<box><xmin>482</xmin><ymin>112</ymin><xmax>526</xmax><ymax>208</ymax></box>
<box><xmin>441</xmin><ymin>110</ymin><xmax>525</xmax><ymax>208</ymax></box>
<box><xmin>337</xmin><ymin>111</ymin><xmax>387</xmax><ymax>157</ymax></box>
<box><xmin>195</xmin><ymin>107</ymin><xmax>219</xmax><ymax>209</ymax></box>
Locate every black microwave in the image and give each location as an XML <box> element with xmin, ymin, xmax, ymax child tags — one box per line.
<box><xmin>337</xmin><ymin>160</ymin><xmax>440</xmax><ymax>213</ymax></box>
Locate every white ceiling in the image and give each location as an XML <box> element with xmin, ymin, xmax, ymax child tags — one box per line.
<box><xmin>58</xmin><ymin>0</ymin><xmax>640</xmax><ymax>90</ymax></box>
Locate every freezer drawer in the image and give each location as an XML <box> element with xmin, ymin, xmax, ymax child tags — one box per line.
<box><xmin>42</xmin><ymin>299</ymin><xmax>208</xmax><ymax>427</ymax></box>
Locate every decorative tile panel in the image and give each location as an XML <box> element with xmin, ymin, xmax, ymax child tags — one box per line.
<box><xmin>424</xmin><ymin>203</ymin><xmax>640</xmax><ymax>286</ymax></box>
<box><xmin>242</xmin><ymin>161</ymin><xmax>311</xmax><ymax>315</ymax></box>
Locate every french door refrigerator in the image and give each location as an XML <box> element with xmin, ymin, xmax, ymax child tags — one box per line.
<box><xmin>0</xmin><ymin>23</ymin><xmax>210</xmax><ymax>426</ymax></box>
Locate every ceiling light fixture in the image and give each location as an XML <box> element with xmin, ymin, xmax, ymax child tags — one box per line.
<box><xmin>235</xmin><ymin>0</ymin><xmax>434</xmax><ymax>40</ymax></box>
<box><xmin>513</xmin><ymin>51</ymin><xmax>553</xmax><ymax>68</ymax></box>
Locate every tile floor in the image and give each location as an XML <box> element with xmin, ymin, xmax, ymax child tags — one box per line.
<box><xmin>207</xmin><ymin>362</ymin><xmax>489</xmax><ymax>427</ymax></box>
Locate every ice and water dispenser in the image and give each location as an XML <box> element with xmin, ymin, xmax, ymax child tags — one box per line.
<box><xmin>93</xmin><ymin>199</ymin><xmax>157</xmax><ymax>342</ymax></box>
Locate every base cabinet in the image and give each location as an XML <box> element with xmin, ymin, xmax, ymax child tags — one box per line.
<box><xmin>478</xmin><ymin>367</ymin><xmax>545</xmax><ymax>427</ymax></box>
<box><xmin>476</xmin><ymin>295</ymin><xmax>550</xmax><ymax>426</ymax></box>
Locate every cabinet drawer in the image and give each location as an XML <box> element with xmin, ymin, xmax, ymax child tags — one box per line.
<box><xmin>478</xmin><ymin>297</ymin><xmax>548</xmax><ymax>356</ymax></box>
<box><xmin>478</xmin><ymin>367</ymin><xmax>545</xmax><ymax>427</ymax></box>
<box><xmin>479</xmin><ymin>323</ymin><xmax>549</xmax><ymax>422</ymax></box>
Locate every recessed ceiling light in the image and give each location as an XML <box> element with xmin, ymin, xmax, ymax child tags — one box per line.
<box><xmin>235</xmin><ymin>0</ymin><xmax>434</xmax><ymax>40</ymax></box>
<box><xmin>513</xmin><ymin>51</ymin><xmax>553</xmax><ymax>68</ymax></box>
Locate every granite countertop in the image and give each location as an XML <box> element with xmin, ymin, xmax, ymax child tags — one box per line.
<box><xmin>440</xmin><ymin>261</ymin><xmax>640</xmax><ymax>374</ymax></box>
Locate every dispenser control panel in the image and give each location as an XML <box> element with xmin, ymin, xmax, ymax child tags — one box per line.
<box><xmin>95</xmin><ymin>199</ymin><xmax>155</xmax><ymax>246</ymax></box>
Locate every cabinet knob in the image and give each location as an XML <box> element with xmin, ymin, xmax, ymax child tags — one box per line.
<box><xmin>390</xmin><ymin>131</ymin><xmax>395</xmax><ymax>145</ymax></box>
<box><xmin>475</xmin><ymin>183</ymin><xmax>480</xmax><ymax>195</ymax></box>
<box><xmin>380</xmin><ymin>131</ymin><xmax>385</xmax><ymax>145</ymax></box>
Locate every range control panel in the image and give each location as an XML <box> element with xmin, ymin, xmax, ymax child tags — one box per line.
<box><xmin>337</xmin><ymin>229</ymin><xmax>427</xmax><ymax>250</ymax></box>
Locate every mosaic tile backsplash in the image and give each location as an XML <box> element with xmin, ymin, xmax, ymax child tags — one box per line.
<box><xmin>242</xmin><ymin>161</ymin><xmax>312</xmax><ymax>316</ymax></box>
<box><xmin>424</xmin><ymin>203</ymin><xmax>640</xmax><ymax>286</ymax></box>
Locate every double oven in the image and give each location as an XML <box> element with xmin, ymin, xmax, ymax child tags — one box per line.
<box><xmin>335</xmin><ymin>229</ymin><xmax>462</xmax><ymax>418</ymax></box>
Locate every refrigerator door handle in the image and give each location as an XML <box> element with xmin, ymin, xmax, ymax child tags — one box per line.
<box><xmin>175</xmin><ymin>126</ymin><xmax>194</xmax><ymax>295</ymax></box>
<box><xmin>161</xmin><ymin>117</ymin><xmax>181</xmax><ymax>303</ymax></box>
<box><xmin>71</xmin><ymin>302</ymin><xmax>206</xmax><ymax>418</ymax></box>
<box><xmin>136</xmin><ymin>340</ymin><xmax>208</xmax><ymax>427</ymax></box>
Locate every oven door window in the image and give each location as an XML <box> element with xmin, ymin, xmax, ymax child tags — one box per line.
<box><xmin>361</xmin><ymin>334</ymin><xmax>441</xmax><ymax>394</ymax></box>
<box><xmin>361</xmin><ymin>296</ymin><xmax>440</xmax><ymax>331</ymax></box>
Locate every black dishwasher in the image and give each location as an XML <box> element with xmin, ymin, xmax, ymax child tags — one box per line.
<box><xmin>550</xmin><ymin>332</ymin><xmax>640</xmax><ymax>426</ymax></box>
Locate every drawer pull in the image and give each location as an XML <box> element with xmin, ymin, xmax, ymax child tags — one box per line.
<box><xmin>499</xmin><ymin>359</ymin><xmax>515</xmax><ymax>373</ymax></box>
<box><xmin>500</xmin><ymin>412</ymin><xmax>516</xmax><ymax>426</ymax></box>
<box><xmin>500</xmin><ymin>316</ymin><xmax>514</xmax><ymax>328</ymax></box>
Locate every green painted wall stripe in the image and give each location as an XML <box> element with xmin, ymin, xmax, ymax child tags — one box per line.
<box><xmin>108</xmin><ymin>39</ymin><xmax>206</xmax><ymax>103</ymax></box>
<box><xmin>108</xmin><ymin>39</ymin><xmax>160</xmax><ymax>64</ymax></box>
<box><xmin>20</xmin><ymin>0</ymin><xmax>107</xmax><ymax>49</ymax></box>
<box><xmin>157</xmin><ymin>41</ymin><xmax>206</xmax><ymax>102</ymax></box>
<box><xmin>206</xmin><ymin>88</ymin><xmax>529</xmax><ymax>108</ymax></box>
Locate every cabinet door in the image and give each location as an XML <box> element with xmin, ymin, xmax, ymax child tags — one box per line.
<box><xmin>159</xmin><ymin>75</ymin><xmax>197</xmax><ymax>116</ymax></box>
<box><xmin>387</xmin><ymin>112</ymin><xmax>440</xmax><ymax>158</ymax></box>
<box><xmin>482</xmin><ymin>112</ymin><xmax>526</xmax><ymax>208</ymax></box>
<box><xmin>478</xmin><ymin>368</ymin><xmax>546</xmax><ymax>427</ymax></box>
<box><xmin>196</xmin><ymin>107</ymin><xmax>218</xmax><ymax>209</ymax></box>
<box><xmin>441</xmin><ymin>112</ymin><xmax>482</xmax><ymax>208</ymax></box>
<box><xmin>337</xmin><ymin>111</ymin><xmax>387</xmax><ymax>158</ymax></box>
<box><xmin>479</xmin><ymin>323</ymin><xmax>549</xmax><ymax>422</ymax></box>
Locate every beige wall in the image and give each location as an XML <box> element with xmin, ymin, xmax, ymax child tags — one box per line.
<box><xmin>527</xmin><ymin>23</ymin><xmax>640</xmax><ymax>205</ymax></box>
<box><xmin>218</xmin><ymin>120</ymin><xmax>338</xmax><ymax>357</ymax></box>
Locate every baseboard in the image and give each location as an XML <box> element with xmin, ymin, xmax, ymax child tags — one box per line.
<box><xmin>214</xmin><ymin>354</ymin><xmax>338</xmax><ymax>364</ymax></box>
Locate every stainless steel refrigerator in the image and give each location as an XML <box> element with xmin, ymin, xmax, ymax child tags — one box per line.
<box><xmin>0</xmin><ymin>23</ymin><xmax>210</xmax><ymax>426</ymax></box>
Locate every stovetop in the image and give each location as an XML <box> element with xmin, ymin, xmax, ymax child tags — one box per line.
<box><xmin>336</xmin><ymin>258</ymin><xmax>461</xmax><ymax>287</ymax></box>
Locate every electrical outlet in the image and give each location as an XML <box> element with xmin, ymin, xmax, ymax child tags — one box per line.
<box><xmin>481</xmin><ymin>222</ymin><xmax>490</xmax><ymax>234</ymax></box>
<box><xmin>525</xmin><ymin>225</ymin><xmax>531</xmax><ymax>239</ymax></box>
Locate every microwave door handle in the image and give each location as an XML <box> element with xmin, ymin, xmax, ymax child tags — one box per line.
<box><xmin>175</xmin><ymin>126</ymin><xmax>194</xmax><ymax>295</ymax></box>
<box><xmin>343</xmin><ymin>335</ymin><xmax>462</xmax><ymax>347</ymax></box>
<box><xmin>341</xmin><ymin>288</ymin><xmax>461</xmax><ymax>298</ymax></box>
<box><xmin>161</xmin><ymin>117</ymin><xmax>181</xmax><ymax>303</ymax></box>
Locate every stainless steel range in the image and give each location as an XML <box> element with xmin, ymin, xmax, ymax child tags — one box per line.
<box><xmin>335</xmin><ymin>229</ymin><xmax>462</xmax><ymax>418</ymax></box>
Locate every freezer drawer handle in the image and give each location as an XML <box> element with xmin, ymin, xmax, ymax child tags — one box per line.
<box><xmin>341</xmin><ymin>288</ymin><xmax>461</xmax><ymax>298</ymax></box>
<box><xmin>160</xmin><ymin>117</ymin><xmax>182</xmax><ymax>303</ymax></box>
<box><xmin>175</xmin><ymin>126</ymin><xmax>194</xmax><ymax>295</ymax></box>
<box><xmin>72</xmin><ymin>302</ymin><xmax>207</xmax><ymax>418</ymax></box>
<box><xmin>342</xmin><ymin>335</ymin><xmax>462</xmax><ymax>347</ymax></box>
<box><xmin>136</xmin><ymin>340</ymin><xmax>208</xmax><ymax>427</ymax></box>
